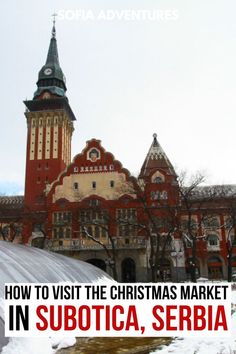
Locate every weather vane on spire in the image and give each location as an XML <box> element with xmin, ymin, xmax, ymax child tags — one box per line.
<box><xmin>51</xmin><ymin>12</ymin><xmax>57</xmax><ymax>38</ymax></box>
<box><xmin>52</xmin><ymin>12</ymin><xmax>57</xmax><ymax>25</ymax></box>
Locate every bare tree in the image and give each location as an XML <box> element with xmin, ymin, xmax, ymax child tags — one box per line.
<box><xmin>23</xmin><ymin>207</ymin><xmax>48</xmax><ymax>248</ymax></box>
<box><xmin>212</xmin><ymin>185</ymin><xmax>236</xmax><ymax>282</ymax></box>
<box><xmin>82</xmin><ymin>225</ymin><xmax>118</xmax><ymax>281</ymax></box>
<box><xmin>178</xmin><ymin>172</ymin><xmax>224</xmax><ymax>282</ymax></box>
<box><xmin>0</xmin><ymin>197</ymin><xmax>24</xmax><ymax>243</ymax></box>
<box><xmin>75</xmin><ymin>203</ymin><xmax>119</xmax><ymax>280</ymax></box>
<box><xmin>0</xmin><ymin>222</ymin><xmax>22</xmax><ymax>242</ymax></box>
<box><xmin>128</xmin><ymin>178</ymin><xmax>180</xmax><ymax>282</ymax></box>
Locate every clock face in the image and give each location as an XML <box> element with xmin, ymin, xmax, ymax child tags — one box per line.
<box><xmin>44</xmin><ymin>68</ymin><xmax>52</xmax><ymax>75</ymax></box>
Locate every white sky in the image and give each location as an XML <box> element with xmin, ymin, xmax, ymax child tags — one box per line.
<box><xmin>1</xmin><ymin>0</ymin><xmax>236</xmax><ymax>195</ymax></box>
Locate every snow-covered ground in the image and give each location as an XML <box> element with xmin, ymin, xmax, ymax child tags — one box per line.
<box><xmin>151</xmin><ymin>287</ymin><xmax>236</xmax><ymax>354</ymax></box>
<box><xmin>1</xmin><ymin>337</ymin><xmax>76</xmax><ymax>354</ymax></box>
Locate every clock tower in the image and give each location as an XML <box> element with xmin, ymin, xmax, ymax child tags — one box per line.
<box><xmin>24</xmin><ymin>21</ymin><xmax>76</xmax><ymax>208</ymax></box>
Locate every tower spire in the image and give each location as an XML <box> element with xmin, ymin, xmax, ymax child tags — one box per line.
<box><xmin>139</xmin><ymin>134</ymin><xmax>176</xmax><ymax>180</ymax></box>
<box><xmin>52</xmin><ymin>13</ymin><xmax>57</xmax><ymax>38</ymax></box>
<box><xmin>45</xmin><ymin>14</ymin><xmax>59</xmax><ymax>67</ymax></box>
<box><xmin>33</xmin><ymin>17</ymin><xmax>66</xmax><ymax>99</ymax></box>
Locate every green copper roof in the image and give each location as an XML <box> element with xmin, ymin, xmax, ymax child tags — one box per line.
<box><xmin>34</xmin><ymin>23</ymin><xmax>67</xmax><ymax>99</ymax></box>
<box><xmin>46</xmin><ymin>24</ymin><xmax>59</xmax><ymax>65</ymax></box>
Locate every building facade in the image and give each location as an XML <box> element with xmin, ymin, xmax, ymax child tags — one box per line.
<box><xmin>1</xmin><ymin>23</ymin><xmax>236</xmax><ymax>282</ymax></box>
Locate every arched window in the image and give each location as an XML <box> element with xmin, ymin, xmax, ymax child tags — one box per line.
<box><xmin>151</xmin><ymin>171</ymin><xmax>165</xmax><ymax>184</ymax></box>
<box><xmin>74</xmin><ymin>182</ymin><xmax>79</xmax><ymax>190</ymax></box>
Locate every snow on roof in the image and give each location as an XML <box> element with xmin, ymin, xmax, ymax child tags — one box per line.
<box><xmin>189</xmin><ymin>184</ymin><xmax>236</xmax><ymax>200</ymax></box>
<box><xmin>0</xmin><ymin>196</ymin><xmax>24</xmax><ymax>206</ymax></box>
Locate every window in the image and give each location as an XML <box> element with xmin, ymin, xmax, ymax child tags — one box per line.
<box><xmin>53</xmin><ymin>228</ymin><xmax>58</xmax><ymax>238</ymax></box>
<box><xmin>150</xmin><ymin>191</ymin><xmax>168</xmax><ymax>200</ymax></box>
<box><xmin>181</xmin><ymin>217</ymin><xmax>198</xmax><ymax>231</ymax></box>
<box><xmin>110</xmin><ymin>180</ymin><xmax>115</xmax><ymax>188</ymax></box>
<box><xmin>89</xmin><ymin>199</ymin><xmax>100</xmax><ymax>207</ymax></box>
<box><xmin>92</xmin><ymin>181</ymin><xmax>96</xmax><ymax>189</ymax></box>
<box><xmin>74</xmin><ymin>182</ymin><xmax>79</xmax><ymax>190</ymax></box>
<box><xmin>161</xmin><ymin>191</ymin><xmax>168</xmax><ymax>200</ymax></box>
<box><xmin>53</xmin><ymin>212</ymin><xmax>72</xmax><ymax>225</ymax></box>
<box><xmin>74</xmin><ymin>167</ymin><xmax>78</xmax><ymax>173</ymax></box>
<box><xmin>95</xmin><ymin>226</ymin><xmax>100</xmax><ymax>239</ymax></box>
<box><xmin>53</xmin><ymin>226</ymin><xmax>71</xmax><ymax>238</ymax></box>
<box><xmin>88</xmin><ymin>148</ymin><xmax>100</xmax><ymax>162</ymax></box>
<box><xmin>118</xmin><ymin>224</ymin><xmax>136</xmax><ymax>237</ymax></box>
<box><xmin>151</xmin><ymin>172</ymin><xmax>165</xmax><ymax>183</ymax></box>
<box><xmin>117</xmin><ymin>209</ymin><xmax>137</xmax><ymax>237</ymax></box>
<box><xmin>154</xmin><ymin>177</ymin><xmax>163</xmax><ymax>184</ymax></box>
<box><xmin>117</xmin><ymin>209</ymin><xmax>137</xmax><ymax>221</ymax></box>
<box><xmin>207</xmin><ymin>234</ymin><xmax>219</xmax><ymax>246</ymax></box>
<box><xmin>204</xmin><ymin>217</ymin><xmax>220</xmax><ymax>228</ymax></box>
<box><xmin>101</xmin><ymin>228</ymin><xmax>107</xmax><ymax>238</ymax></box>
<box><xmin>79</xmin><ymin>210</ymin><xmax>108</xmax><ymax>240</ymax></box>
<box><xmin>79</xmin><ymin>209</ymin><xmax>107</xmax><ymax>222</ymax></box>
<box><xmin>65</xmin><ymin>228</ymin><xmax>71</xmax><ymax>238</ymax></box>
<box><xmin>58</xmin><ymin>228</ymin><xmax>64</xmax><ymax>238</ymax></box>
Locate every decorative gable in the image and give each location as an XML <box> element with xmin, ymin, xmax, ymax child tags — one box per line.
<box><xmin>48</xmin><ymin>139</ymin><xmax>134</xmax><ymax>203</ymax></box>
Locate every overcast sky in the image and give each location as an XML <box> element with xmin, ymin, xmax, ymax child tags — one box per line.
<box><xmin>1</xmin><ymin>0</ymin><xmax>236</xmax><ymax>195</ymax></box>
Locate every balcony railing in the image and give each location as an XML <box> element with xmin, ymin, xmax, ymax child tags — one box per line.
<box><xmin>45</xmin><ymin>236</ymin><xmax>147</xmax><ymax>252</ymax></box>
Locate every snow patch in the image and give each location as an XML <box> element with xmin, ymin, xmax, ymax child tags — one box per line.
<box><xmin>1</xmin><ymin>338</ymin><xmax>53</xmax><ymax>354</ymax></box>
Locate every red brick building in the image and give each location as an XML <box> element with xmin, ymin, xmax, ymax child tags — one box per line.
<box><xmin>1</xmin><ymin>23</ymin><xmax>236</xmax><ymax>282</ymax></box>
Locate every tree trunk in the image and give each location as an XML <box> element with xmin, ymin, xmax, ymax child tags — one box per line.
<box><xmin>191</xmin><ymin>236</ymin><xmax>197</xmax><ymax>283</ymax></box>
<box><xmin>228</xmin><ymin>247</ymin><xmax>232</xmax><ymax>282</ymax></box>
